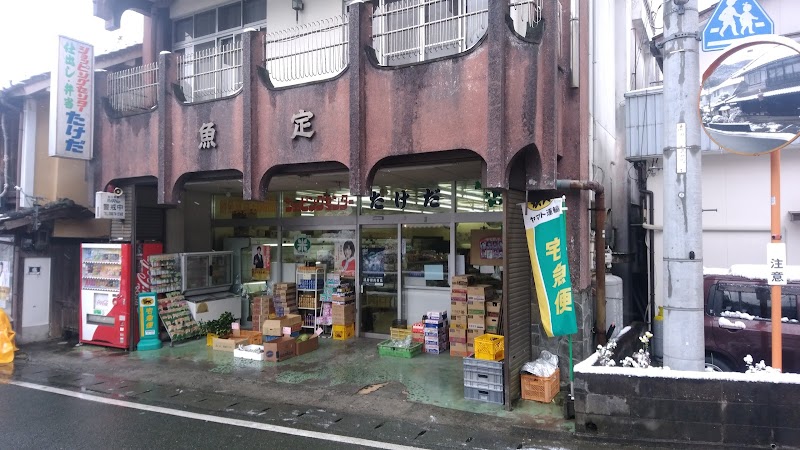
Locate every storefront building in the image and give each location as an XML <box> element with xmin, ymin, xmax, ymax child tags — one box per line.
<box><xmin>91</xmin><ymin>0</ymin><xmax>593</xmax><ymax>406</ymax></box>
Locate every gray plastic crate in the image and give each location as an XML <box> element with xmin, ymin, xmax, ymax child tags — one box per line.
<box><xmin>463</xmin><ymin>356</ymin><xmax>504</xmax><ymax>388</ymax></box>
<box><xmin>464</xmin><ymin>385</ymin><xmax>504</xmax><ymax>405</ymax></box>
<box><xmin>464</xmin><ymin>371</ymin><xmax>503</xmax><ymax>392</ymax></box>
<box><xmin>463</xmin><ymin>356</ymin><xmax>504</xmax><ymax>372</ymax></box>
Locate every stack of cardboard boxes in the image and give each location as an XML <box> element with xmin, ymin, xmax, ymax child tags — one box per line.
<box><xmin>423</xmin><ymin>311</ymin><xmax>449</xmax><ymax>354</ymax></box>
<box><xmin>251</xmin><ymin>295</ymin><xmax>275</xmax><ymax>334</ymax></box>
<box><xmin>449</xmin><ymin>275</ymin><xmax>472</xmax><ymax>357</ymax></box>
<box><xmin>331</xmin><ymin>283</ymin><xmax>356</xmax><ymax>340</ymax></box>
<box><xmin>467</xmin><ymin>285</ymin><xmax>497</xmax><ymax>354</ymax></box>
<box><xmin>272</xmin><ymin>282</ymin><xmax>298</xmax><ymax>317</ymax></box>
<box><xmin>412</xmin><ymin>321</ymin><xmax>425</xmax><ymax>345</ymax></box>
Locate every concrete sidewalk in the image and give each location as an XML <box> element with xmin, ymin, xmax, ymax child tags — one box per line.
<box><xmin>9</xmin><ymin>336</ymin><xmax>576</xmax><ymax>444</ymax></box>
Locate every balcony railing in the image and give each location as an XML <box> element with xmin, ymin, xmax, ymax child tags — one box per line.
<box><xmin>265</xmin><ymin>15</ymin><xmax>349</xmax><ymax>87</ymax></box>
<box><xmin>371</xmin><ymin>0</ymin><xmax>489</xmax><ymax>66</ymax></box>
<box><xmin>177</xmin><ymin>40</ymin><xmax>243</xmax><ymax>103</ymax></box>
<box><xmin>107</xmin><ymin>62</ymin><xmax>159</xmax><ymax>113</ymax></box>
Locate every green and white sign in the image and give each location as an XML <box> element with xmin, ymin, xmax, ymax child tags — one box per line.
<box><xmin>294</xmin><ymin>235</ymin><xmax>312</xmax><ymax>256</ymax></box>
<box><xmin>521</xmin><ymin>198</ymin><xmax>577</xmax><ymax>337</ymax></box>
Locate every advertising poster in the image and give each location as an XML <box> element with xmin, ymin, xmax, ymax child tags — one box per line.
<box><xmin>337</xmin><ymin>239</ymin><xmax>357</xmax><ymax>278</ymax></box>
<box><xmin>470</xmin><ymin>229</ymin><xmax>503</xmax><ymax>266</ymax></box>
<box><xmin>361</xmin><ymin>247</ymin><xmax>385</xmax><ymax>287</ymax></box>
<box><xmin>251</xmin><ymin>245</ymin><xmax>270</xmax><ymax>281</ymax></box>
<box><xmin>49</xmin><ymin>36</ymin><xmax>94</xmax><ymax>160</ymax></box>
<box><xmin>0</xmin><ymin>260</ymin><xmax>10</xmax><ymax>311</ymax></box>
<box><xmin>521</xmin><ymin>198</ymin><xmax>578</xmax><ymax>337</ymax></box>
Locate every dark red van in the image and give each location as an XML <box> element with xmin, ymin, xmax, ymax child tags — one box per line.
<box><xmin>704</xmin><ymin>272</ymin><xmax>800</xmax><ymax>373</ymax></box>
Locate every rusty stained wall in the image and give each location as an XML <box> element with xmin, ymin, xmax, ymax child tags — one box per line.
<box><xmin>92</xmin><ymin>1</ymin><xmax>581</xmax><ymax>213</ymax></box>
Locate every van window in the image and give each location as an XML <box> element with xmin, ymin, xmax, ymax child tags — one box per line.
<box><xmin>714</xmin><ymin>283</ymin><xmax>799</xmax><ymax>321</ymax></box>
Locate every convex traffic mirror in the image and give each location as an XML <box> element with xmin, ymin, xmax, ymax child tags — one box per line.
<box><xmin>701</xmin><ymin>38</ymin><xmax>800</xmax><ymax>156</ymax></box>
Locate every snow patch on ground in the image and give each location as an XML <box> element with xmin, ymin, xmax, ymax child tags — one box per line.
<box><xmin>576</xmin><ymin>352</ymin><xmax>800</xmax><ymax>383</ymax></box>
<box><xmin>719</xmin><ymin>317</ymin><xmax>747</xmax><ymax>329</ymax></box>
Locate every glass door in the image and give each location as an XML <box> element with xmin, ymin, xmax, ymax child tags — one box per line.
<box><xmin>360</xmin><ymin>226</ymin><xmax>399</xmax><ymax>337</ymax></box>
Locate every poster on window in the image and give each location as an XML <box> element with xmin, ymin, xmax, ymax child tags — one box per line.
<box><xmin>470</xmin><ymin>229</ymin><xmax>503</xmax><ymax>266</ymax></box>
<box><xmin>361</xmin><ymin>247</ymin><xmax>385</xmax><ymax>287</ymax></box>
<box><xmin>336</xmin><ymin>239</ymin><xmax>357</xmax><ymax>278</ymax></box>
<box><xmin>251</xmin><ymin>245</ymin><xmax>270</xmax><ymax>281</ymax></box>
<box><xmin>0</xmin><ymin>260</ymin><xmax>10</xmax><ymax>311</ymax></box>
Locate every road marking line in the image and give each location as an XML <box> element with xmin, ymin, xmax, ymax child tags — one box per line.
<box><xmin>9</xmin><ymin>380</ymin><xmax>424</xmax><ymax>450</ymax></box>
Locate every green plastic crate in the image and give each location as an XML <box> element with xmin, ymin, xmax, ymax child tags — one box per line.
<box><xmin>377</xmin><ymin>340</ymin><xmax>423</xmax><ymax>358</ymax></box>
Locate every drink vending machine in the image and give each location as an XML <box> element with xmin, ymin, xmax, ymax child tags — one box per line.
<box><xmin>79</xmin><ymin>242</ymin><xmax>162</xmax><ymax>348</ymax></box>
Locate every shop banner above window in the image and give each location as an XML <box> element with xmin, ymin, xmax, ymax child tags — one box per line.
<box><xmin>521</xmin><ymin>198</ymin><xmax>577</xmax><ymax>337</ymax></box>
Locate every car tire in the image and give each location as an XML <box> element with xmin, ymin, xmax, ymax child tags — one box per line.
<box><xmin>705</xmin><ymin>354</ymin><xmax>733</xmax><ymax>372</ymax></box>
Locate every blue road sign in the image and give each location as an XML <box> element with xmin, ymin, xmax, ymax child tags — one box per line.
<box><xmin>703</xmin><ymin>0</ymin><xmax>774</xmax><ymax>52</ymax></box>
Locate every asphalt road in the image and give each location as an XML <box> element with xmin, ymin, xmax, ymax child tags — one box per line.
<box><xmin>0</xmin><ymin>383</ymin><xmax>365</xmax><ymax>450</ymax></box>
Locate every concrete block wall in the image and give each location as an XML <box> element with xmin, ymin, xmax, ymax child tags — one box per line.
<box><xmin>574</xmin><ymin>361</ymin><xmax>800</xmax><ymax>446</ymax></box>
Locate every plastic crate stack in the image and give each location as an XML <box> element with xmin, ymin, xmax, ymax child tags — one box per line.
<box><xmin>423</xmin><ymin>310</ymin><xmax>449</xmax><ymax>354</ymax></box>
<box><xmin>463</xmin><ymin>356</ymin><xmax>504</xmax><ymax>405</ymax></box>
<box><xmin>449</xmin><ymin>275</ymin><xmax>472</xmax><ymax>357</ymax></box>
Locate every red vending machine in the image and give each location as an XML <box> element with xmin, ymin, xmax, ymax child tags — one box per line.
<box><xmin>80</xmin><ymin>242</ymin><xmax>163</xmax><ymax>348</ymax></box>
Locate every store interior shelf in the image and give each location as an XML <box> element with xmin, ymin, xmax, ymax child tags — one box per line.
<box><xmin>82</xmin><ymin>276</ymin><xmax>121</xmax><ymax>281</ymax></box>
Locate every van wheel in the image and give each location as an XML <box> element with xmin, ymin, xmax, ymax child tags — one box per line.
<box><xmin>705</xmin><ymin>354</ymin><xmax>733</xmax><ymax>372</ymax></box>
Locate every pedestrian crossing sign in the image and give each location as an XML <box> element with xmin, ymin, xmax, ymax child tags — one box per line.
<box><xmin>702</xmin><ymin>0</ymin><xmax>773</xmax><ymax>52</ymax></box>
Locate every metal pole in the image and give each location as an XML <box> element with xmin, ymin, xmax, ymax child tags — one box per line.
<box><xmin>770</xmin><ymin>150</ymin><xmax>782</xmax><ymax>371</ymax></box>
<box><xmin>661</xmin><ymin>0</ymin><xmax>704</xmax><ymax>371</ymax></box>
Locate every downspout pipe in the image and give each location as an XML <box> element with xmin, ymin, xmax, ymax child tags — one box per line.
<box><xmin>0</xmin><ymin>94</ymin><xmax>18</xmax><ymax>200</ymax></box>
<box><xmin>556</xmin><ymin>179</ymin><xmax>606</xmax><ymax>344</ymax></box>
<box><xmin>640</xmin><ymin>188</ymin><xmax>655</xmax><ymax>331</ymax></box>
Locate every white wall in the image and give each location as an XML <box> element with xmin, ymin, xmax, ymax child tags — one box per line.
<box><xmin>646</xmin><ymin>150</ymin><xmax>800</xmax><ymax>308</ymax></box>
<box><xmin>267</xmin><ymin>0</ymin><xmax>345</xmax><ymax>31</ymax></box>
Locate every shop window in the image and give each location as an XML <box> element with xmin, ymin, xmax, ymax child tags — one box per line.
<box><xmin>402</xmin><ymin>224</ymin><xmax>450</xmax><ymax>288</ymax></box>
<box><xmin>456</xmin><ymin>222</ymin><xmax>503</xmax><ymax>293</ymax></box>
<box><xmin>455</xmin><ymin>180</ymin><xmax>504</xmax><ymax>213</ymax></box>
<box><xmin>282</xmin><ymin>229</ymin><xmax>357</xmax><ymax>278</ymax></box>
<box><xmin>211</xmin><ymin>193</ymin><xmax>279</xmax><ymax>219</ymax></box>
<box><xmin>281</xmin><ymin>188</ymin><xmax>356</xmax><ymax>218</ymax></box>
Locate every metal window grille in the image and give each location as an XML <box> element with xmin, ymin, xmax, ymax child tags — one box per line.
<box><xmin>176</xmin><ymin>40</ymin><xmax>243</xmax><ymax>103</ymax></box>
<box><xmin>265</xmin><ymin>15</ymin><xmax>349</xmax><ymax>86</ymax></box>
<box><xmin>371</xmin><ymin>0</ymin><xmax>489</xmax><ymax>67</ymax></box>
<box><xmin>107</xmin><ymin>62</ymin><xmax>159</xmax><ymax>114</ymax></box>
<box><xmin>509</xmin><ymin>0</ymin><xmax>544</xmax><ymax>37</ymax></box>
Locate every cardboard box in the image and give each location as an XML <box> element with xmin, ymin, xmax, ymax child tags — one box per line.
<box><xmin>263</xmin><ymin>314</ymin><xmax>302</xmax><ymax>337</ymax></box>
<box><xmin>467</xmin><ymin>314</ymin><xmax>486</xmax><ymax>330</ymax></box>
<box><xmin>452</xmin><ymin>274</ymin><xmax>475</xmax><ymax>286</ymax></box>
<box><xmin>423</xmin><ymin>327</ymin><xmax>446</xmax><ymax>337</ymax></box>
<box><xmin>426</xmin><ymin>310</ymin><xmax>447</xmax><ymax>320</ymax></box>
<box><xmin>467</xmin><ymin>300</ymin><xmax>485</xmax><ymax>315</ymax></box>
<box><xmin>486</xmin><ymin>326</ymin><xmax>499</xmax><ymax>334</ymax></box>
<box><xmin>262</xmin><ymin>336</ymin><xmax>296</xmax><ymax>362</ymax></box>
<box><xmin>450</xmin><ymin>301</ymin><xmax>468</xmax><ymax>316</ymax></box>
<box><xmin>450</xmin><ymin>342</ymin><xmax>470</xmax><ymax>357</ymax></box>
<box><xmin>486</xmin><ymin>300</ymin><xmax>501</xmax><ymax>314</ymax></box>
<box><xmin>450</xmin><ymin>291</ymin><xmax>468</xmax><ymax>302</ymax></box>
<box><xmin>234</xmin><ymin>344</ymin><xmax>266</xmax><ymax>361</ymax></box>
<box><xmin>467</xmin><ymin>342</ymin><xmax>475</xmax><ymax>353</ymax></box>
<box><xmin>331</xmin><ymin>303</ymin><xmax>356</xmax><ymax>325</ymax></box>
<box><xmin>232</xmin><ymin>330</ymin><xmax>263</xmax><ymax>345</ymax></box>
<box><xmin>485</xmin><ymin>316</ymin><xmax>500</xmax><ymax>329</ymax></box>
<box><xmin>212</xmin><ymin>336</ymin><xmax>250</xmax><ymax>352</ymax></box>
<box><xmin>450</xmin><ymin>314</ymin><xmax>468</xmax><ymax>329</ymax></box>
<box><xmin>467</xmin><ymin>329</ymin><xmax>483</xmax><ymax>344</ymax></box>
<box><xmin>451</xmin><ymin>287</ymin><xmax>468</xmax><ymax>295</ymax></box>
<box><xmin>449</xmin><ymin>328</ymin><xmax>467</xmax><ymax>343</ymax></box>
<box><xmin>295</xmin><ymin>335</ymin><xmax>319</xmax><ymax>355</ymax></box>
<box><xmin>467</xmin><ymin>285</ymin><xmax>495</xmax><ymax>301</ymax></box>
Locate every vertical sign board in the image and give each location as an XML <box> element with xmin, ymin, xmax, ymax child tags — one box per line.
<box><xmin>767</xmin><ymin>243</ymin><xmax>787</xmax><ymax>286</ymax></box>
<box><xmin>137</xmin><ymin>292</ymin><xmax>162</xmax><ymax>351</ymax></box>
<box><xmin>521</xmin><ymin>199</ymin><xmax>578</xmax><ymax>337</ymax></box>
<box><xmin>49</xmin><ymin>36</ymin><xmax>93</xmax><ymax>160</ymax></box>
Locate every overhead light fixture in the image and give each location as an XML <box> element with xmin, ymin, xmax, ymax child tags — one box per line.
<box><xmin>292</xmin><ymin>0</ymin><xmax>304</xmax><ymax>22</ymax></box>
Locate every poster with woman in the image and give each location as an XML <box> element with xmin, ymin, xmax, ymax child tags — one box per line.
<box><xmin>251</xmin><ymin>245</ymin><xmax>271</xmax><ymax>281</ymax></box>
<box><xmin>337</xmin><ymin>240</ymin><xmax>357</xmax><ymax>278</ymax></box>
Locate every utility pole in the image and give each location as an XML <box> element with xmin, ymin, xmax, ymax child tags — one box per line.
<box><xmin>661</xmin><ymin>0</ymin><xmax>704</xmax><ymax>371</ymax></box>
